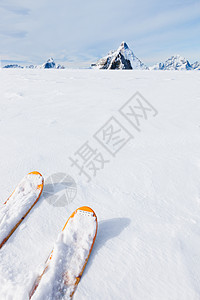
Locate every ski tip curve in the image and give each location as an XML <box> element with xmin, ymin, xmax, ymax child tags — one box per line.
<box><xmin>62</xmin><ymin>206</ymin><xmax>97</xmax><ymax>232</ymax></box>
<box><xmin>28</xmin><ymin>171</ymin><xmax>44</xmax><ymax>191</ymax></box>
<box><xmin>77</xmin><ymin>206</ymin><xmax>97</xmax><ymax>216</ymax></box>
<box><xmin>28</xmin><ymin>171</ymin><xmax>43</xmax><ymax>177</ymax></box>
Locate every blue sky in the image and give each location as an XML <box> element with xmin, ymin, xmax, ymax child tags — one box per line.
<box><xmin>0</xmin><ymin>0</ymin><xmax>200</xmax><ymax>67</ymax></box>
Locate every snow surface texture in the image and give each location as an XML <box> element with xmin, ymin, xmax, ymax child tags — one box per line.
<box><xmin>92</xmin><ymin>41</ymin><xmax>148</xmax><ymax>70</ymax></box>
<box><xmin>0</xmin><ymin>69</ymin><xmax>200</xmax><ymax>300</ymax></box>
<box><xmin>31</xmin><ymin>209</ymin><xmax>97</xmax><ymax>300</ymax></box>
<box><xmin>0</xmin><ymin>173</ymin><xmax>43</xmax><ymax>247</ymax></box>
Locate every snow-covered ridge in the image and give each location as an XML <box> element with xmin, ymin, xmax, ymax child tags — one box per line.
<box><xmin>41</xmin><ymin>58</ymin><xmax>65</xmax><ymax>69</ymax></box>
<box><xmin>3</xmin><ymin>58</ymin><xmax>65</xmax><ymax>69</ymax></box>
<box><xmin>92</xmin><ymin>43</ymin><xmax>200</xmax><ymax>71</ymax></box>
<box><xmin>3</xmin><ymin>64</ymin><xmax>23</xmax><ymax>69</ymax></box>
<box><xmin>150</xmin><ymin>55</ymin><xmax>193</xmax><ymax>70</ymax></box>
<box><xmin>191</xmin><ymin>61</ymin><xmax>200</xmax><ymax>70</ymax></box>
<box><xmin>2</xmin><ymin>46</ymin><xmax>200</xmax><ymax>70</ymax></box>
<box><xmin>91</xmin><ymin>41</ymin><xmax>148</xmax><ymax>70</ymax></box>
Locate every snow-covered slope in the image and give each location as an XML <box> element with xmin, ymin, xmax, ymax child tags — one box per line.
<box><xmin>92</xmin><ymin>41</ymin><xmax>148</xmax><ymax>70</ymax></box>
<box><xmin>151</xmin><ymin>55</ymin><xmax>192</xmax><ymax>70</ymax></box>
<box><xmin>41</xmin><ymin>57</ymin><xmax>56</xmax><ymax>69</ymax></box>
<box><xmin>191</xmin><ymin>61</ymin><xmax>200</xmax><ymax>70</ymax></box>
<box><xmin>0</xmin><ymin>69</ymin><xmax>200</xmax><ymax>300</ymax></box>
<box><xmin>3</xmin><ymin>64</ymin><xmax>23</xmax><ymax>69</ymax></box>
<box><xmin>41</xmin><ymin>58</ymin><xmax>65</xmax><ymax>69</ymax></box>
<box><xmin>3</xmin><ymin>59</ymin><xmax>65</xmax><ymax>69</ymax></box>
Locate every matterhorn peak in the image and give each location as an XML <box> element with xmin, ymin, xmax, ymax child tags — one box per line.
<box><xmin>119</xmin><ymin>41</ymin><xmax>129</xmax><ymax>49</ymax></box>
<box><xmin>91</xmin><ymin>41</ymin><xmax>148</xmax><ymax>70</ymax></box>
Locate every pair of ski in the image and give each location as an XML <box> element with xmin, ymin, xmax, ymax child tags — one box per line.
<box><xmin>0</xmin><ymin>171</ymin><xmax>98</xmax><ymax>299</ymax></box>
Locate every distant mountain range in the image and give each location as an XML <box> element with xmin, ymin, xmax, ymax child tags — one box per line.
<box><xmin>92</xmin><ymin>42</ymin><xmax>200</xmax><ymax>70</ymax></box>
<box><xmin>3</xmin><ymin>58</ymin><xmax>65</xmax><ymax>69</ymax></box>
<box><xmin>151</xmin><ymin>56</ymin><xmax>200</xmax><ymax>70</ymax></box>
<box><xmin>150</xmin><ymin>55</ymin><xmax>193</xmax><ymax>70</ymax></box>
<box><xmin>2</xmin><ymin>43</ymin><xmax>200</xmax><ymax>70</ymax></box>
<box><xmin>3</xmin><ymin>64</ymin><xmax>24</xmax><ymax>69</ymax></box>
<box><xmin>191</xmin><ymin>61</ymin><xmax>200</xmax><ymax>70</ymax></box>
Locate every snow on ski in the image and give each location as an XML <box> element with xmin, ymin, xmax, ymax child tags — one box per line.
<box><xmin>0</xmin><ymin>171</ymin><xmax>44</xmax><ymax>249</ymax></box>
<box><xmin>30</xmin><ymin>206</ymin><xmax>98</xmax><ymax>300</ymax></box>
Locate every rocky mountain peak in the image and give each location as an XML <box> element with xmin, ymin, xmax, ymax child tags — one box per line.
<box><xmin>91</xmin><ymin>42</ymin><xmax>148</xmax><ymax>70</ymax></box>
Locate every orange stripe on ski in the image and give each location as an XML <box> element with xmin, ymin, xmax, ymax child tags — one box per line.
<box><xmin>69</xmin><ymin>207</ymin><xmax>98</xmax><ymax>298</ymax></box>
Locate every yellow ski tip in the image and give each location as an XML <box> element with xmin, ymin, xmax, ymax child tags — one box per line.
<box><xmin>28</xmin><ymin>171</ymin><xmax>43</xmax><ymax>177</ymax></box>
<box><xmin>62</xmin><ymin>206</ymin><xmax>97</xmax><ymax>231</ymax></box>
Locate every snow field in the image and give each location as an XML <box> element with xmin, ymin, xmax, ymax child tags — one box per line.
<box><xmin>0</xmin><ymin>69</ymin><xmax>200</xmax><ymax>299</ymax></box>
